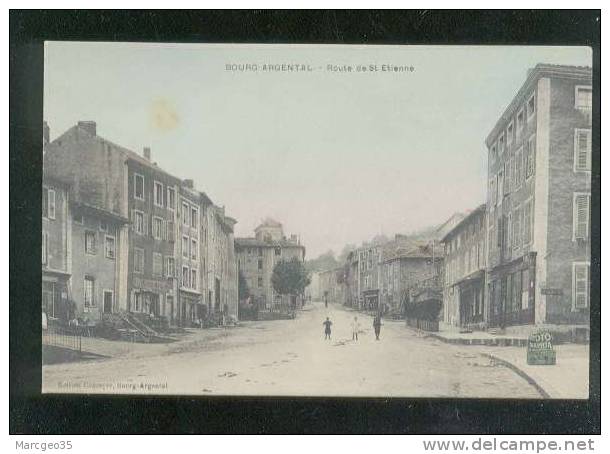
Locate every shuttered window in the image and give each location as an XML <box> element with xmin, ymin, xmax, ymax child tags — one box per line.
<box><xmin>515</xmin><ymin>147</ymin><xmax>523</xmax><ymax>188</ymax></box>
<box><xmin>573</xmin><ymin>193</ymin><xmax>591</xmax><ymax>240</ymax></box>
<box><xmin>525</xmin><ymin>135</ymin><xmax>536</xmax><ymax>178</ymax></box>
<box><xmin>574</xmin><ymin>129</ymin><xmax>592</xmax><ymax>172</ymax></box>
<box><xmin>84</xmin><ymin>276</ymin><xmax>95</xmax><ymax>307</ymax></box>
<box><xmin>523</xmin><ymin>199</ymin><xmax>533</xmax><ymax>245</ymax></box>
<box><xmin>573</xmin><ymin>263</ymin><xmax>590</xmax><ymax>309</ymax></box>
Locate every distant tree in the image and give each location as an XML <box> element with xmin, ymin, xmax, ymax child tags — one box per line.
<box><xmin>272</xmin><ymin>257</ymin><xmax>311</xmax><ymax>297</ymax></box>
<box><xmin>238</xmin><ymin>271</ymin><xmax>250</xmax><ymax>301</ymax></box>
<box><xmin>338</xmin><ymin>243</ymin><xmax>357</xmax><ymax>263</ymax></box>
<box><xmin>305</xmin><ymin>250</ymin><xmax>339</xmax><ymax>272</ymax></box>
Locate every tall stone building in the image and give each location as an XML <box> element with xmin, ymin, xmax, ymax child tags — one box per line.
<box><xmin>235</xmin><ymin>218</ymin><xmax>305</xmax><ymax>309</ymax></box>
<box><xmin>43</xmin><ymin>121</ymin><xmax>238</xmax><ymax>326</ymax></box>
<box><xmin>485</xmin><ymin>64</ymin><xmax>592</xmax><ymax>328</ymax></box>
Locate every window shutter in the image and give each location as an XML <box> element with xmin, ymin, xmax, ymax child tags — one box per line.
<box><xmin>574</xmin><ymin>264</ymin><xmax>589</xmax><ymax>309</ymax></box>
<box><xmin>48</xmin><ymin>189</ymin><xmax>56</xmax><ymax>219</ymax></box>
<box><xmin>574</xmin><ymin>194</ymin><xmax>590</xmax><ymax>240</ymax></box>
<box><xmin>575</xmin><ymin>129</ymin><xmax>591</xmax><ymax>171</ymax></box>
<box><xmin>143</xmin><ymin>214</ymin><xmax>149</xmax><ymax>236</ymax></box>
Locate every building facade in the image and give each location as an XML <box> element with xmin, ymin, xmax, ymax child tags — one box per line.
<box><xmin>235</xmin><ymin>219</ymin><xmax>305</xmax><ymax>309</ymax></box>
<box><xmin>42</xmin><ymin>175</ymin><xmax>71</xmax><ymax>320</ymax></box>
<box><xmin>43</xmin><ymin>121</ymin><xmax>239</xmax><ymax>327</ymax></box>
<box><xmin>441</xmin><ymin>204</ymin><xmax>487</xmax><ymax>328</ymax></box>
<box><xmin>485</xmin><ymin>64</ymin><xmax>592</xmax><ymax>327</ymax></box>
<box><xmin>380</xmin><ymin>242</ymin><xmax>444</xmax><ymax>315</ymax></box>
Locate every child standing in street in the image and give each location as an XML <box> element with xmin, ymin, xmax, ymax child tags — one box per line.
<box><xmin>373</xmin><ymin>314</ymin><xmax>382</xmax><ymax>340</ymax></box>
<box><xmin>323</xmin><ymin>317</ymin><xmax>333</xmax><ymax>340</ymax></box>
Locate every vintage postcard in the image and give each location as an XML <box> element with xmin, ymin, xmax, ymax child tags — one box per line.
<box><xmin>41</xmin><ymin>42</ymin><xmax>592</xmax><ymax>398</ymax></box>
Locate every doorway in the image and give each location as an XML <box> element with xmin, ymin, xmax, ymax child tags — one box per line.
<box><xmin>103</xmin><ymin>290</ymin><xmax>113</xmax><ymax>314</ymax></box>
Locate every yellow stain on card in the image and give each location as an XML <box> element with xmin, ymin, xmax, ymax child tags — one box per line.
<box><xmin>150</xmin><ymin>98</ymin><xmax>179</xmax><ymax>132</ymax></box>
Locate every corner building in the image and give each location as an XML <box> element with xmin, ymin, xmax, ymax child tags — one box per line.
<box><xmin>485</xmin><ymin>64</ymin><xmax>592</xmax><ymax>328</ymax></box>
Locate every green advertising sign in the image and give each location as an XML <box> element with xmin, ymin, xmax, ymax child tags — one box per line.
<box><xmin>527</xmin><ymin>329</ymin><xmax>556</xmax><ymax>366</ymax></box>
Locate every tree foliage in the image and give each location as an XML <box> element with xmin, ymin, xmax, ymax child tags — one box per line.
<box><xmin>272</xmin><ymin>257</ymin><xmax>311</xmax><ymax>296</ymax></box>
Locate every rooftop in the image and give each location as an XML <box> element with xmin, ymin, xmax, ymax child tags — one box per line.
<box><xmin>440</xmin><ymin>203</ymin><xmax>486</xmax><ymax>243</ymax></box>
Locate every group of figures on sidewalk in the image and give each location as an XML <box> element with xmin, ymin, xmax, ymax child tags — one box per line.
<box><xmin>322</xmin><ymin>314</ymin><xmax>383</xmax><ymax>341</ymax></box>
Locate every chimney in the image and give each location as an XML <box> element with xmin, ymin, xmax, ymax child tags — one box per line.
<box><xmin>77</xmin><ymin>121</ymin><xmax>97</xmax><ymax>136</ymax></box>
<box><xmin>183</xmin><ymin>179</ymin><xmax>194</xmax><ymax>189</ymax></box>
<box><xmin>143</xmin><ymin>147</ymin><xmax>151</xmax><ymax>161</ymax></box>
<box><xmin>43</xmin><ymin>121</ymin><xmax>50</xmax><ymax>145</ymax></box>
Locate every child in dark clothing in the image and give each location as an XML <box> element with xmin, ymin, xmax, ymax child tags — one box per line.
<box><xmin>323</xmin><ymin>317</ymin><xmax>333</xmax><ymax>340</ymax></box>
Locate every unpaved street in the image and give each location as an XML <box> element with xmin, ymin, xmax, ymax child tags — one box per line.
<box><xmin>43</xmin><ymin>302</ymin><xmax>541</xmax><ymax>398</ymax></box>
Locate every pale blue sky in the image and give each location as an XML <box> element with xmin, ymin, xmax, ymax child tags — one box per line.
<box><xmin>44</xmin><ymin>42</ymin><xmax>591</xmax><ymax>257</ymax></box>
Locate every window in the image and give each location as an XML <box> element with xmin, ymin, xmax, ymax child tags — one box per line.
<box><xmin>258</xmin><ymin>259</ymin><xmax>263</xmax><ymax>270</ymax></box>
<box><xmin>497</xmin><ymin>170</ymin><xmax>504</xmax><ymax>205</ymax></box>
<box><xmin>166</xmin><ymin>257</ymin><xmax>175</xmax><ymax>278</ymax></box>
<box><xmin>191</xmin><ymin>269</ymin><xmax>197</xmax><ymax>290</ymax></box>
<box><xmin>258</xmin><ymin>277</ymin><xmax>263</xmax><ymax>288</ymax></box>
<box><xmin>513</xmin><ymin>206</ymin><xmax>522</xmax><ymax>248</ymax></box>
<box><xmin>153</xmin><ymin>252</ymin><xmax>163</xmax><ymax>277</ymax></box>
<box><xmin>154</xmin><ymin>181</ymin><xmax>164</xmax><ymax>207</ymax></box>
<box><xmin>516</xmin><ymin>108</ymin><xmax>524</xmax><ymax>136</ymax></box>
<box><xmin>490</xmin><ymin>144</ymin><xmax>497</xmax><ymax>164</ymax></box>
<box><xmin>85</xmin><ymin>230</ymin><xmax>97</xmax><ymax>254</ymax></box>
<box><xmin>166</xmin><ymin>220</ymin><xmax>175</xmax><ymax>242</ymax></box>
<box><xmin>575</xmin><ymin>86</ymin><xmax>592</xmax><ymax>110</ymax></box>
<box><xmin>489</xmin><ymin>178</ymin><xmax>496</xmax><ymax>209</ymax></box>
<box><xmin>498</xmin><ymin>133</ymin><xmax>505</xmax><ymax>154</ymax></box>
<box><xmin>525</xmin><ymin>135</ymin><xmax>536</xmax><ymax>178</ymax></box>
<box><xmin>167</xmin><ymin>187</ymin><xmax>176</xmax><ymax>210</ymax></box>
<box><xmin>99</xmin><ymin>220</ymin><xmax>108</xmax><ymax>232</ymax></box>
<box><xmin>515</xmin><ymin>147</ymin><xmax>523</xmax><ymax>188</ymax></box>
<box><xmin>191</xmin><ymin>239</ymin><xmax>198</xmax><ymax>260</ymax></box>
<box><xmin>504</xmin><ymin>157</ymin><xmax>512</xmax><ymax>194</ymax></box>
<box><xmin>507</xmin><ymin>122</ymin><xmax>514</xmax><ymax>146</ymax></box>
<box><xmin>84</xmin><ymin>276</ymin><xmax>95</xmax><ymax>307</ymax></box>
<box><xmin>527</xmin><ymin>93</ymin><xmax>536</xmax><ymax>120</ymax></box>
<box><xmin>133</xmin><ymin>210</ymin><xmax>145</xmax><ymax>235</ymax></box>
<box><xmin>182</xmin><ymin>266</ymin><xmax>190</xmax><ymax>288</ymax></box>
<box><xmin>258</xmin><ymin>248</ymin><xmax>263</xmax><ymax>257</ymax></box>
<box><xmin>105</xmin><ymin>235</ymin><xmax>116</xmax><ymax>259</ymax></box>
<box><xmin>191</xmin><ymin>207</ymin><xmax>198</xmax><ymax>228</ymax></box>
<box><xmin>42</xmin><ymin>232</ymin><xmax>48</xmax><ymax>265</ymax></box>
<box><xmin>73</xmin><ymin>212</ymin><xmax>83</xmax><ymax>224</ymax></box>
<box><xmin>182</xmin><ymin>202</ymin><xmax>190</xmax><ymax>226</ymax></box>
<box><xmin>134</xmin><ymin>248</ymin><xmax>144</xmax><ymax>273</ymax></box>
<box><xmin>523</xmin><ymin>199</ymin><xmax>533</xmax><ymax>245</ymax></box>
<box><xmin>182</xmin><ymin>236</ymin><xmax>189</xmax><ymax>258</ymax></box>
<box><xmin>132</xmin><ymin>291</ymin><xmax>142</xmax><ymax>312</ymax></box>
<box><xmin>42</xmin><ymin>188</ymin><xmax>56</xmax><ymax>220</ymax></box>
<box><xmin>275</xmin><ymin>247</ymin><xmax>281</xmax><ymax>256</ymax></box>
<box><xmin>152</xmin><ymin>216</ymin><xmax>163</xmax><ymax>240</ymax></box>
<box><xmin>572</xmin><ymin>262</ymin><xmax>590</xmax><ymax>309</ymax></box>
<box><xmin>573</xmin><ymin>193</ymin><xmax>591</xmax><ymax>241</ymax></box>
<box><xmin>506</xmin><ymin>213</ymin><xmax>512</xmax><ymax>254</ymax></box>
<box><xmin>134</xmin><ymin>174</ymin><xmax>144</xmax><ymax>200</ymax></box>
<box><xmin>574</xmin><ymin>129</ymin><xmax>592</xmax><ymax>172</ymax></box>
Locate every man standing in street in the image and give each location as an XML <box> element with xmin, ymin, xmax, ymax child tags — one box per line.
<box><xmin>373</xmin><ymin>314</ymin><xmax>382</xmax><ymax>340</ymax></box>
<box><xmin>323</xmin><ymin>317</ymin><xmax>333</xmax><ymax>340</ymax></box>
<box><xmin>351</xmin><ymin>316</ymin><xmax>360</xmax><ymax>341</ymax></box>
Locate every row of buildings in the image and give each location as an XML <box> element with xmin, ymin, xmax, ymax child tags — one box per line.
<box><xmin>42</xmin><ymin>121</ymin><xmax>305</xmax><ymax>329</ymax></box>
<box><xmin>313</xmin><ymin>64</ymin><xmax>592</xmax><ymax>331</ymax></box>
